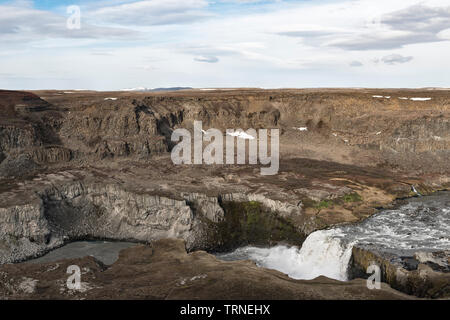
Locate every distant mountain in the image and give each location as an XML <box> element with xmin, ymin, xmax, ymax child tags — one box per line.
<box><xmin>120</xmin><ymin>87</ymin><xmax>192</xmax><ymax>92</ymax></box>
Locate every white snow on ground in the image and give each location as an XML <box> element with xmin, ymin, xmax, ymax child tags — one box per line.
<box><xmin>376</xmin><ymin>131</ymin><xmax>382</xmax><ymax>135</ymax></box>
<box><xmin>399</xmin><ymin>97</ymin><xmax>409</xmax><ymax>100</ymax></box>
<box><xmin>104</xmin><ymin>98</ymin><xmax>118</xmax><ymax>101</ymax></box>
<box><xmin>372</xmin><ymin>95</ymin><xmax>390</xmax><ymax>99</ymax></box>
<box><xmin>226</xmin><ymin>131</ymin><xmax>255</xmax><ymax>140</ymax></box>
<box><xmin>410</xmin><ymin>97</ymin><xmax>432</xmax><ymax>101</ymax></box>
<box><xmin>63</xmin><ymin>92</ymin><xmax>75</xmax><ymax>94</ymax></box>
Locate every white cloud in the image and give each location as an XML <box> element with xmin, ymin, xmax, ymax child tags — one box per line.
<box><xmin>1</xmin><ymin>0</ymin><xmax>450</xmax><ymax>89</ymax></box>
<box><xmin>275</xmin><ymin>3</ymin><xmax>450</xmax><ymax>51</ymax></box>
<box><xmin>380</xmin><ymin>54</ymin><xmax>414</xmax><ymax>65</ymax></box>
<box><xmin>90</xmin><ymin>0</ymin><xmax>210</xmax><ymax>26</ymax></box>
<box><xmin>194</xmin><ymin>56</ymin><xmax>219</xmax><ymax>63</ymax></box>
<box><xmin>0</xmin><ymin>3</ymin><xmax>137</xmax><ymax>44</ymax></box>
<box><xmin>350</xmin><ymin>61</ymin><xmax>363</xmax><ymax>67</ymax></box>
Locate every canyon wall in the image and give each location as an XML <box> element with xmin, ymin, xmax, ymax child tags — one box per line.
<box><xmin>1</xmin><ymin>89</ymin><xmax>449</xmax><ymax>177</ymax></box>
<box><xmin>0</xmin><ymin>89</ymin><xmax>449</xmax><ymax>298</ymax></box>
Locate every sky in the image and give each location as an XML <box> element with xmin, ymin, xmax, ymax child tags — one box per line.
<box><xmin>0</xmin><ymin>0</ymin><xmax>449</xmax><ymax>90</ymax></box>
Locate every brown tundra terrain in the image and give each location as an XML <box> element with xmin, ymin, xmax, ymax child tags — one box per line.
<box><xmin>0</xmin><ymin>88</ymin><xmax>449</xmax><ymax>299</ymax></box>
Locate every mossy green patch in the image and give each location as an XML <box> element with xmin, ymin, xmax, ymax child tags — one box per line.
<box><xmin>212</xmin><ymin>201</ymin><xmax>305</xmax><ymax>252</ymax></box>
<box><xmin>315</xmin><ymin>200</ymin><xmax>332</xmax><ymax>210</ymax></box>
<box><xmin>342</xmin><ymin>193</ymin><xmax>362</xmax><ymax>203</ymax></box>
<box><xmin>302</xmin><ymin>192</ymin><xmax>362</xmax><ymax>211</ymax></box>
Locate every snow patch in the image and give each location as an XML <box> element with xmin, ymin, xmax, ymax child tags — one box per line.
<box><xmin>226</xmin><ymin>131</ymin><xmax>255</xmax><ymax>140</ymax></box>
<box><xmin>372</xmin><ymin>95</ymin><xmax>390</xmax><ymax>99</ymax></box>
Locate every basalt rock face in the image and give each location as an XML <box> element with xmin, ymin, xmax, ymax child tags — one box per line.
<box><xmin>56</xmin><ymin>95</ymin><xmax>282</xmax><ymax>162</ymax></box>
<box><xmin>0</xmin><ymin>180</ymin><xmax>216</xmax><ymax>264</ymax></box>
<box><xmin>3</xmin><ymin>89</ymin><xmax>449</xmax><ymax>173</ymax></box>
<box><xmin>0</xmin><ymin>90</ymin><xmax>65</xmax><ymax>177</ymax></box>
<box><xmin>0</xmin><ymin>173</ymin><xmax>308</xmax><ymax>264</ymax></box>
<box><xmin>350</xmin><ymin>246</ymin><xmax>450</xmax><ymax>298</ymax></box>
<box><xmin>77</xmin><ymin>91</ymin><xmax>449</xmax><ymax>173</ymax></box>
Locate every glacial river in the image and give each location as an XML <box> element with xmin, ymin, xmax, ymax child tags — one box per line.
<box><xmin>28</xmin><ymin>241</ymin><xmax>137</xmax><ymax>265</ymax></box>
<box><xmin>216</xmin><ymin>191</ymin><xmax>450</xmax><ymax>281</ymax></box>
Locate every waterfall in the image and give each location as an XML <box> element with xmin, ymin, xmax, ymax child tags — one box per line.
<box><xmin>216</xmin><ymin>192</ymin><xmax>450</xmax><ymax>282</ymax></box>
<box><xmin>217</xmin><ymin>229</ymin><xmax>355</xmax><ymax>281</ymax></box>
<box><xmin>294</xmin><ymin>229</ymin><xmax>355</xmax><ymax>281</ymax></box>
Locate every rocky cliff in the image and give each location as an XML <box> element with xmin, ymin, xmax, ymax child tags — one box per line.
<box><xmin>0</xmin><ymin>88</ymin><xmax>449</xmax><ymax>299</ymax></box>
<box><xmin>350</xmin><ymin>246</ymin><xmax>450</xmax><ymax>298</ymax></box>
<box><xmin>2</xmin><ymin>89</ymin><xmax>449</xmax><ymax>174</ymax></box>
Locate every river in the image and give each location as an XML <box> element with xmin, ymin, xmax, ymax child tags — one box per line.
<box><xmin>216</xmin><ymin>191</ymin><xmax>450</xmax><ymax>281</ymax></box>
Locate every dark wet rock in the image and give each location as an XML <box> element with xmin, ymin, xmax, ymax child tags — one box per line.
<box><xmin>350</xmin><ymin>246</ymin><xmax>450</xmax><ymax>299</ymax></box>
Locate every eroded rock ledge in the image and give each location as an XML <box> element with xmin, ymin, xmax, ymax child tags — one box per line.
<box><xmin>0</xmin><ymin>239</ymin><xmax>413</xmax><ymax>300</ymax></box>
<box><xmin>350</xmin><ymin>246</ymin><xmax>450</xmax><ymax>299</ymax></box>
<box><xmin>0</xmin><ymin>173</ymin><xmax>307</xmax><ymax>264</ymax></box>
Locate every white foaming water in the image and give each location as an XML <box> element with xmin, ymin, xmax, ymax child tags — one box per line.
<box><xmin>216</xmin><ymin>192</ymin><xmax>450</xmax><ymax>282</ymax></box>
<box><xmin>217</xmin><ymin>229</ymin><xmax>355</xmax><ymax>281</ymax></box>
<box><xmin>291</xmin><ymin>229</ymin><xmax>355</xmax><ymax>280</ymax></box>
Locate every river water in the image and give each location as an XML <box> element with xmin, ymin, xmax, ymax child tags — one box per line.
<box><xmin>216</xmin><ymin>191</ymin><xmax>450</xmax><ymax>281</ymax></box>
<box><xmin>28</xmin><ymin>241</ymin><xmax>137</xmax><ymax>265</ymax></box>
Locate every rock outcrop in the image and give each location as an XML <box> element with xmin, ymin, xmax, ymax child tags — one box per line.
<box><xmin>0</xmin><ymin>173</ymin><xmax>308</xmax><ymax>264</ymax></box>
<box><xmin>350</xmin><ymin>246</ymin><xmax>450</xmax><ymax>298</ymax></box>
<box><xmin>0</xmin><ymin>239</ymin><xmax>413</xmax><ymax>300</ymax></box>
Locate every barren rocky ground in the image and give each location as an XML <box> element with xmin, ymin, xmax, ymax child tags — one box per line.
<box><xmin>0</xmin><ymin>88</ymin><xmax>448</xmax><ymax>299</ymax></box>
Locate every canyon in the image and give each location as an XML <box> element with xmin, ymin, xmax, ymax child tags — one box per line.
<box><xmin>0</xmin><ymin>88</ymin><xmax>449</xmax><ymax>299</ymax></box>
